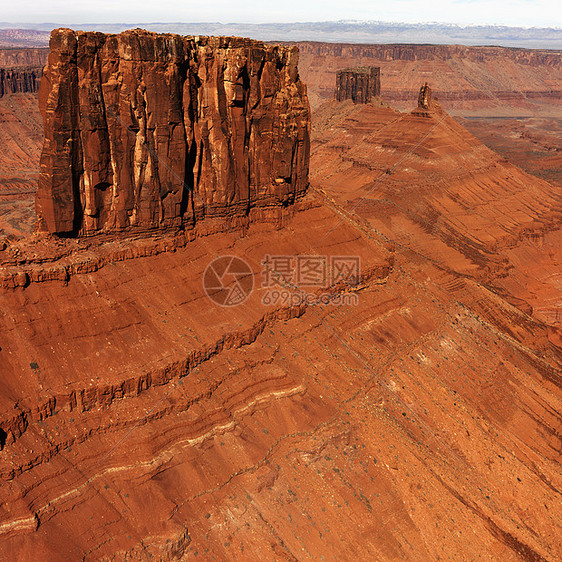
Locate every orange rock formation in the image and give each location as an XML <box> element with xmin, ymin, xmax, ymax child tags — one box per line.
<box><xmin>37</xmin><ymin>29</ymin><xmax>310</xmax><ymax>235</ymax></box>
<box><xmin>0</xmin><ymin>33</ymin><xmax>560</xmax><ymax>561</ymax></box>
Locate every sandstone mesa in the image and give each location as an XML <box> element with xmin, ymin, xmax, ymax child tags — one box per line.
<box><xmin>37</xmin><ymin>29</ymin><xmax>310</xmax><ymax>235</ymax></box>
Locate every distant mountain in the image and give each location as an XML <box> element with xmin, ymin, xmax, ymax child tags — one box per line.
<box><xmin>0</xmin><ymin>20</ymin><xmax>560</xmax><ymax>49</ymax></box>
<box><xmin>0</xmin><ymin>28</ymin><xmax>49</xmax><ymax>47</ymax></box>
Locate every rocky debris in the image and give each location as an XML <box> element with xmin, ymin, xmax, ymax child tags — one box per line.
<box><xmin>37</xmin><ymin>28</ymin><xmax>310</xmax><ymax>235</ymax></box>
<box><xmin>335</xmin><ymin>66</ymin><xmax>380</xmax><ymax>103</ymax></box>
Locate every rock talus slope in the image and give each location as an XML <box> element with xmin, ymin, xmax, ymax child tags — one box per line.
<box><xmin>37</xmin><ymin>29</ymin><xmax>310</xmax><ymax>235</ymax></box>
<box><xmin>311</xmin><ymin>95</ymin><xmax>562</xmax><ymax>329</ymax></box>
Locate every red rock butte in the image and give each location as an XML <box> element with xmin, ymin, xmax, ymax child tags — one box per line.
<box><xmin>37</xmin><ymin>28</ymin><xmax>310</xmax><ymax>235</ymax></box>
<box><xmin>335</xmin><ymin>66</ymin><xmax>381</xmax><ymax>103</ymax></box>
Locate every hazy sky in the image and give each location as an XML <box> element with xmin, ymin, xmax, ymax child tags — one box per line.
<box><xmin>1</xmin><ymin>0</ymin><xmax>561</xmax><ymax>28</ymax></box>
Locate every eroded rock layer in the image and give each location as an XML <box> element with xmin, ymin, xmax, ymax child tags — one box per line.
<box><xmin>0</xmin><ymin>48</ymin><xmax>48</xmax><ymax>68</ymax></box>
<box><xmin>37</xmin><ymin>29</ymin><xmax>310</xmax><ymax>235</ymax></box>
<box><xmin>0</xmin><ymin>168</ymin><xmax>560</xmax><ymax>560</ymax></box>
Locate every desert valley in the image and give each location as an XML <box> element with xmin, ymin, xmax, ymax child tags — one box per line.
<box><xmin>0</xmin><ymin>20</ymin><xmax>559</xmax><ymax>561</ymax></box>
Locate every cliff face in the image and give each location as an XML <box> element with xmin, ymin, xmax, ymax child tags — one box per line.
<box><xmin>0</xmin><ymin>48</ymin><xmax>47</xmax><ymax>97</ymax></box>
<box><xmin>37</xmin><ymin>29</ymin><xmax>310</xmax><ymax>235</ymax></box>
<box><xmin>335</xmin><ymin>66</ymin><xmax>380</xmax><ymax>103</ymax></box>
<box><xmin>417</xmin><ymin>82</ymin><xmax>432</xmax><ymax>109</ymax></box>
<box><xmin>297</xmin><ymin>42</ymin><xmax>562</xmax><ymax>66</ymax></box>
<box><xmin>0</xmin><ymin>67</ymin><xmax>42</xmax><ymax>96</ymax></box>
<box><xmin>0</xmin><ymin>47</ymin><xmax>48</xmax><ymax>68</ymax></box>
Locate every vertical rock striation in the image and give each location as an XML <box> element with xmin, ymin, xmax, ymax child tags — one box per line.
<box><xmin>335</xmin><ymin>66</ymin><xmax>380</xmax><ymax>103</ymax></box>
<box><xmin>36</xmin><ymin>29</ymin><xmax>310</xmax><ymax>235</ymax></box>
<box><xmin>0</xmin><ymin>66</ymin><xmax>43</xmax><ymax>96</ymax></box>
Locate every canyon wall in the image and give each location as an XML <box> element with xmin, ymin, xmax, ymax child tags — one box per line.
<box><xmin>0</xmin><ymin>47</ymin><xmax>48</xmax><ymax>68</ymax></box>
<box><xmin>0</xmin><ymin>48</ymin><xmax>47</xmax><ymax>97</ymax></box>
<box><xmin>37</xmin><ymin>29</ymin><xmax>310</xmax><ymax>235</ymax></box>
<box><xmin>296</xmin><ymin>42</ymin><xmax>562</xmax><ymax>65</ymax></box>
<box><xmin>296</xmin><ymin>41</ymin><xmax>562</xmax><ymax>114</ymax></box>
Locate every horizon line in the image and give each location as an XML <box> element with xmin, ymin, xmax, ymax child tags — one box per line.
<box><xmin>0</xmin><ymin>20</ymin><xmax>560</xmax><ymax>31</ymax></box>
